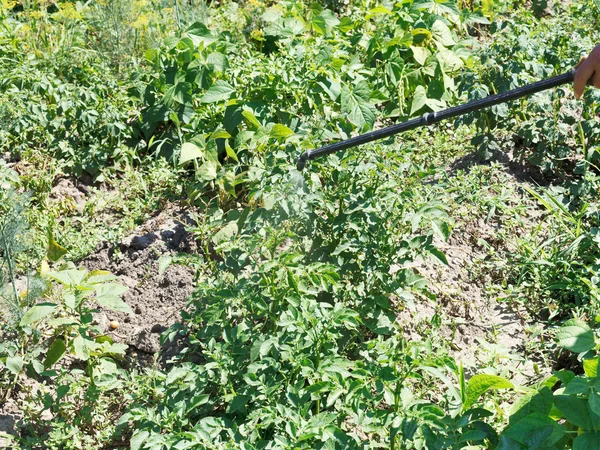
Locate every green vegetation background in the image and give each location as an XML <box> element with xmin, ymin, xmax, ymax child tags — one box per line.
<box><xmin>3</xmin><ymin>0</ymin><xmax>600</xmax><ymax>448</ymax></box>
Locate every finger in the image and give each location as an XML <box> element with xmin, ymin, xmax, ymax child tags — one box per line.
<box><xmin>575</xmin><ymin>56</ymin><xmax>587</xmax><ymax>68</ymax></box>
<box><xmin>574</xmin><ymin>59</ymin><xmax>595</xmax><ymax>99</ymax></box>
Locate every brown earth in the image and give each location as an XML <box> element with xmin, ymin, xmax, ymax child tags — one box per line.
<box><xmin>82</xmin><ymin>207</ymin><xmax>198</xmax><ymax>365</ymax></box>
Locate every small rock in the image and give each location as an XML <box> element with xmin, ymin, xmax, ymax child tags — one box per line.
<box><xmin>134</xmin><ymin>305</ymin><xmax>144</xmax><ymax>315</ymax></box>
<box><xmin>151</xmin><ymin>324</ymin><xmax>167</xmax><ymax>334</ymax></box>
<box><xmin>123</xmin><ymin>232</ymin><xmax>158</xmax><ymax>251</ymax></box>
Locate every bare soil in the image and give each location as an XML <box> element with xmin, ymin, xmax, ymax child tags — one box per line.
<box><xmin>398</xmin><ymin>161</ymin><xmax>547</xmax><ymax>384</ymax></box>
<box><xmin>83</xmin><ymin>207</ymin><xmax>198</xmax><ymax>365</ymax></box>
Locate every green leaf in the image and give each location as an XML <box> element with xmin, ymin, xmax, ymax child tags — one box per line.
<box><xmin>574</xmin><ymin>432</ymin><xmax>600</xmax><ymax>450</ymax></box>
<box><xmin>197</xmin><ymin>160</ymin><xmax>218</xmax><ymax>181</ymax></box>
<box><xmin>94</xmin><ymin>284</ymin><xmax>132</xmax><ymax>314</ymax></box>
<box><xmin>564</xmin><ymin>376</ymin><xmax>591</xmax><ymax>395</ymax></box>
<box><xmin>5</xmin><ymin>356</ymin><xmax>23</xmax><ymax>375</ymax></box>
<box><xmin>227</xmin><ymin>395</ymin><xmax>250</xmax><ymax>413</ymax></box>
<box><xmin>47</xmin><ymin>230</ymin><xmax>67</xmax><ymax>262</ymax></box>
<box><xmin>201</xmin><ymin>81</ymin><xmax>235</xmax><ymax>103</ymax></box>
<box><xmin>428</xmin><ymin>247</ymin><xmax>448</xmax><ymax>265</ymax></box>
<box><xmin>225</xmin><ymin>142</ymin><xmax>238</xmax><ymax>162</ymax></box>
<box><xmin>503</xmin><ymin>412</ymin><xmax>564</xmax><ymax>448</ymax></box>
<box><xmin>20</xmin><ymin>303</ymin><xmax>57</xmax><ymax>326</ymax></box>
<box><xmin>585</xmin><ymin>358</ymin><xmax>600</xmax><ymax>378</ymax></box>
<box><xmin>590</xmin><ymin>390</ymin><xmax>600</xmax><ymax>417</ymax></box>
<box><xmin>44</xmin><ymin>338</ymin><xmax>66</xmax><ymax>369</ymax></box>
<box><xmin>411</xmin><ymin>46</ymin><xmax>431</xmax><ymax>66</ymax></box>
<box><xmin>72</xmin><ymin>335</ymin><xmax>90</xmax><ymax>361</ymax></box>
<box><xmin>241</xmin><ymin>110</ymin><xmax>261</xmax><ymax>129</ymax></box>
<box><xmin>341</xmin><ymin>81</ymin><xmax>376</xmax><ymax>129</ymax></box>
<box><xmin>87</xmin><ymin>270</ymin><xmax>118</xmax><ymax>284</ymax></box>
<box><xmin>47</xmin><ymin>269</ymin><xmax>87</xmax><ymax>287</ymax></box>
<box><xmin>270</xmin><ymin>124</ymin><xmax>294</xmax><ymax>140</ymax></box>
<box><xmin>554</xmin><ymin>395</ymin><xmax>594</xmax><ymax>429</ymax></box>
<box><xmin>509</xmin><ymin>386</ymin><xmax>553</xmax><ymax>426</ymax></box>
<box><xmin>431</xmin><ymin>20</ymin><xmax>455</xmax><ymax>47</ymax></box>
<box><xmin>212</xmin><ymin>221</ymin><xmax>238</xmax><ymax>245</ymax></box>
<box><xmin>158</xmin><ymin>255</ymin><xmax>172</xmax><ymax>276</ymax></box>
<box><xmin>130</xmin><ymin>430</ymin><xmax>150</xmax><ymax>450</ymax></box>
<box><xmin>556</xmin><ymin>319</ymin><xmax>595</xmax><ymax>353</ymax></box>
<box><xmin>411</xmin><ymin>83</ymin><xmax>447</xmax><ymax>114</ymax></box>
<box><xmin>412</xmin><ymin>0</ymin><xmax>460</xmax><ymax>17</ymax></box>
<box><xmin>179</xmin><ymin>142</ymin><xmax>204</xmax><ymax>166</ymax></box>
<box><xmin>464</xmin><ymin>374</ymin><xmax>514</xmax><ymax>409</ymax></box>
<box><xmin>365</xmin><ymin>6</ymin><xmax>392</xmax><ymax>19</ymax></box>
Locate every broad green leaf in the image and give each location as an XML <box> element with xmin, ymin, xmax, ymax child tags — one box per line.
<box><xmin>341</xmin><ymin>82</ymin><xmax>376</xmax><ymax>129</ymax></box>
<box><xmin>44</xmin><ymin>338</ymin><xmax>66</xmax><ymax>369</ymax></box>
<box><xmin>503</xmin><ymin>412</ymin><xmax>564</xmax><ymax>448</ymax></box>
<box><xmin>87</xmin><ymin>270</ymin><xmax>118</xmax><ymax>284</ymax></box>
<box><xmin>509</xmin><ymin>386</ymin><xmax>553</xmax><ymax>426</ymax></box>
<box><xmin>590</xmin><ymin>390</ymin><xmax>600</xmax><ymax>416</ymax></box>
<box><xmin>197</xmin><ymin>160</ymin><xmax>218</xmax><ymax>181</ymax></box>
<box><xmin>574</xmin><ymin>432</ymin><xmax>600</xmax><ymax>450</ymax></box>
<box><xmin>225</xmin><ymin>142</ymin><xmax>238</xmax><ymax>162</ymax></box>
<box><xmin>201</xmin><ymin>81</ymin><xmax>235</xmax><ymax>103</ymax></box>
<box><xmin>365</xmin><ymin>6</ymin><xmax>392</xmax><ymax>19</ymax></box>
<box><xmin>564</xmin><ymin>376</ymin><xmax>591</xmax><ymax>395</ymax></box>
<box><xmin>20</xmin><ymin>303</ymin><xmax>57</xmax><ymax>326</ymax></box>
<box><xmin>5</xmin><ymin>356</ymin><xmax>23</xmax><ymax>375</ymax></box>
<box><xmin>464</xmin><ymin>374</ymin><xmax>514</xmax><ymax>409</ymax></box>
<box><xmin>206</xmin><ymin>52</ymin><xmax>228</xmax><ymax>72</ymax></box>
<box><xmin>585</xmin><ymin>358</ymin><xmax>599</xmax><ymax>378</ymax></box>
<box><xmin>411</xmin><ymin>46</ymin><xmax>431</xmax><ymax>66</ymax></box>
<box><xmin>431</xmin><ymin>20</ymin><xmax>455</xmax><ymax>47</ymax></box>
<box><xmin>47</xmin><ymin>317</ymin><xmax>77</xmax><ymax>327</ymax></box>
<box><xmin>179</xmin><ymin>142</ymin><xmax>204</xmax><ymax>166</ymax></box>
<box><xmin>556</xmin><ymin>319</ymin><xmax>595</xmax><ymax>353</ymax></box>
<box><xmin>94</xmin><ymin>284</ymin><xmax>132</xmax><ymax>314</ymax></box>
<box><xmin>241</xmin><ymin>110</ymin><xmax>261</xmax><ymax>129</ymax></box>
<box><xmin>212</xmin><ymin>221</ymin><xmax>238</xmax><ymax>245</ymax></box>
<box><xmin>554</xmin><ymin>395</ymin><xmax>594</xmax><ymax>429</ymax></box>
<box><xmin>437</xmin><ymin>49</ymin><xmax>463</xmax><ymax>73</ymax></box>
<box><xmin>410</xmin><ymin>85</ymin><xmax>428</xmax><ymax>115</ymax></box>
<box><xmin>227</xmin><ymin>395</ymin><xmax>250</xmax><ymax>413</ymax></box>
<box><xmin>46</xmin><ymin>269</ymin><xmax>87</xmax><ymax>287</ymax></box>
<box><xmin>270</xmin><ymin>124</ymin><xmax>294</xmax><ymax>140</ymax></box>
<box><xmin>412</xmin><ymin>0</ymin><xmax>460</xmax><ymax>17</ymax></box>
<box><xmin>47</xmin><ymin>230</ymin><xmax>67</xmax><ymax>262</ymax></box>
<box><xmin>72</xmin><ymin>335</ymin><xmax>90</xmax><ymax>361</ymax></box>
<box><xmin>428</xmin><ymin>247</ymin><xmax>448</xmax><ymax>265</ymax></box>
<box><xmin>130</xmin><ymin>430</ymin><xmax>150</xmax><ymax>450</ymax></box>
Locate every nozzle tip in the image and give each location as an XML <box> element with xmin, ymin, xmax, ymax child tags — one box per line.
<box><xmin>296</xmin><ymin>153</ymin><xmax>309</xmax><ymax>171</ymax></box>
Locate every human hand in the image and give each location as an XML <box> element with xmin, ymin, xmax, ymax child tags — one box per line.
<box><xmin>574</xmin><ymin>45</ymin><xmax>600</xmax><ymax>99</ymax></box>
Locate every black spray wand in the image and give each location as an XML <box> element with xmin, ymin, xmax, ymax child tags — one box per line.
<box><xmin>296</xmin><ymin>69</ymin><xmax>576</xmax><ymax>171</ymax></box>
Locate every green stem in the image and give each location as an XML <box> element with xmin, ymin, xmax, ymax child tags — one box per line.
<box><xmin>1</xmin><ymin>226</ymin><xmax>19</xmax><ymax>311</ymax></box>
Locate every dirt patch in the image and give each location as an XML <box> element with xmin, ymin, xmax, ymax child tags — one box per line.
<box><xmin>398</xmin><ymin>164</ymin><xmax>546</xmax><ymax>385</ymax></box>
<box><xmin>83</xmin><ymin>207</ymin><xmax>198</xmax><ymax>365</ymax></box>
